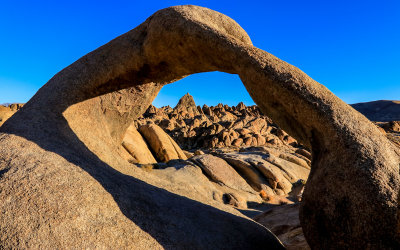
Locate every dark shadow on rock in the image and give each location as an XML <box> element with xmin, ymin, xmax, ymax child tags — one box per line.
<box><xmin>0</xmin><ymin>168</ymin><xmax>10</xmax><ymax>179</ymax></box>
<box><xmin>236</xmin><ymin>202</ymin><xmax>282</xmax><ymax>218</ymax></box>
<box><xmin>1</xmin><ymin>112</ymin><xmax>284</xmax><ymax>249</ymax></box>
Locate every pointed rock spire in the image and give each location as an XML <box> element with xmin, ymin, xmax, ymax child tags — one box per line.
<box><xmin>174</xmin><ymin>93</ymin><xmax>200</xmax><ymax>115</ymax></box>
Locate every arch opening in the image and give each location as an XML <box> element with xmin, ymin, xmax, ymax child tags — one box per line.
<box><xmin>152</xmin><ymin>71</ymin><xmax>255</xmax><ymax>108</ymax></box>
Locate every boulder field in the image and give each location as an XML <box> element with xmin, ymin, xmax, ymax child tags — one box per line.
<box><xmin>0</xmin><ymin>5</ymin><xmax>399</xmax><ymax>249</ymax></box>
<box><xmin>135</xmin><ymin>93</ymin><xmax>299</xmax><ymax>150</ymax></box>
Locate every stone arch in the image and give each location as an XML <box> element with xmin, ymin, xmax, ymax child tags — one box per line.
<box><xmin>1</xmin><ymin>5</ymin><xmax>399</xmax><ymax>249</ymax></box>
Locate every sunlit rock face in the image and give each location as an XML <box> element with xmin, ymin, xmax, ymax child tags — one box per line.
<box><xmin>0</xmin><ymin>103</ymin><xmax>23</xmax><ymax>126</ymax></box>
<box><xmin>0</xmin><ymin>5</ymin><xmax>399</xmax><ymax>249</ymax></box>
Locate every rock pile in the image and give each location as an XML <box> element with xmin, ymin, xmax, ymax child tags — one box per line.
<box><xmin>135</xmin><ymin>93</ymin><xmax>298</xmax><ymax>151</ymax></box>
<box><xmin>124</xmin><ymin>96</ymin><xmax>311</xmax><ymax>215</ymax></box>
<box><xmin>378</xmin><ymin>121</ymin><xmax>400</xmax><ymax>133</ymax></box>
<box><xmin>376</xmin><ymin>121</ymin><xmax>400</xmax><ymax>148</ymax></box>
<box><xmin>140</xmin><ymin>146</ymin><xmax>311</xmax><ymax>209</ymax></box>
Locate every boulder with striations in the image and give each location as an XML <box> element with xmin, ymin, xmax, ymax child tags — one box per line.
<box><xmin>139</xmin><ymin>123</ymin><xmax>187</xmax><ymax>162</ymax></box>
<box><xmin>190</xmin><ymin>154</ymin><xmax>256</xmax><ymax>194</ymax></box>
<box><xmin>122</xmin><ymin>124</ymin><xmax>157</xmax><ymax>164</ymax></box>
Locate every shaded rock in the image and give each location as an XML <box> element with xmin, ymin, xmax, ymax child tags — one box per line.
<box><xmin>236</xmin><ymin>102</ymin><xmax>246</xmax><ymax>111</ymax></box>
<box><xmin>202</xmin><ymin>104</ymin><xmax>213</xmax><ymax>116</ymax></box>
<box><xmin>222</xmin><ymin>193</ymin><xmax>246</xmax><ymax>208</ymax></box>
<box><xmin>254</xmin><ymin>203</ymin><xmax>309</xmax><ymax>250</ymax></box>
<box><xmin>380</xmin><ymin>121</ymin><xmax>400</xmax><ymax>132</ymax></box>
<box><xmin>264</xmin><ymin>154</ymin><xmax>309</xmax><ymax>183</ymax></box>
<box><xmin>278</xmin><ymin>153</ymin><xmax>310</xmax><ymax>170</ymax></box>
<box><xmin>288</xmin><ymin>179</ymin><xmax>306</xmax><ymax>202</ymax></box>
<box><xmin>232</xmin><ymin>138</ymin><xmax>243</xmax><ymax>147</ymax></box>
<box><xmin>295</xmin><ymin>148</ymin><xmax>311</xmax><ymax>161</ymax></box>
<box><xmin>220</xmin><ymin>153</ymin><xmax>270</xmax><ymax>192</ymax></box>
<box><xmin>196</xmin><ymin>105</ymin><xmax>204</xmax><ymax>114</ymax></box>
<box><xmin>194</xmin><ymin>149</ymin><xmax>204</xmax><ymax>155</ymax></box>
<box><xmin>377</xmin><ymin>125</ymin><xmax>387</xmax><ymax>135</ymax></box>
<box><xmin>243</xmin><ymin>136</ymin><xmax>253</xmax><ymax>146</ymax></box>
<box><xmin>159</xmin><ymin>118</ymin><xmax>175</xmax><ymax>131</ymax></box>
<box><xmin>9</xmin><ymin>103</ymin><xmax>24</xmax><ymax>111</ymax></box>
<box><xmin>144</xmin><ymin>104</ymin><xmax>157</xmax><ymax>117</ymax></box>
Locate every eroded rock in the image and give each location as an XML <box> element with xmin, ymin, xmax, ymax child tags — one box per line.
<box><xmin>0</xmin><ymin>104</ymin><xmax>23</xmax><ymax>127</ymax></box>
<box><xmin>122</xmin><ymin>125</ymin><xmax>157</xmax><ymax>164</ymax></box>
<box><xmin>191</xmin><ymin>154</ymin><xmax>255</xmax><ymax>193</ymax></box>
<box><xmin>254</xmin><ymin>203</ymin><xmax>309</xmax><ymax>250</ymax></box>
<box><xmin>139</xmin><ymin>124</ymin><xmax>187</xmax><ymax>162</ymax></box>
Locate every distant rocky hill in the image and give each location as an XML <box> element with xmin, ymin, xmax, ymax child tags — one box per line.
<box><xmin>351</xmin><ymin>100</ymin><xmax>400</xmax><ymax>122</ymax></box>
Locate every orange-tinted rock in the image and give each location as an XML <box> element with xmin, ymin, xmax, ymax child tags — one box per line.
<box><xmin>139</xmin><ymin>124</ymin><xmax>187</xmax><ymax>162</ymax></box>
<box><xmin>122</xmin><ymin>125</ymin><xmax>157</xmax><ymax>164</ymax></box>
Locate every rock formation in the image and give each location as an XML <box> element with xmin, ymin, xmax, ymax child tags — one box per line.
<box><xmin>378</xmin><ymin>121</ymin><xmax>400</xmax><ymax>149</ymax></box>
<box><xmin>122</xmin><ymin>125</ymin><xmax>157</xmax><ymax>164</ymax></box>
<box><xmin>0</xmin><ymin>103</ymin><xmax>23</xmax><ymax>126</ymax></box>
<box><xmin>0</xmin><ymin>5</ymin><xmax>399</xmax><ymax>249</ymax></box>
<box><xmin>190</xmin><ymin>154</ymin><xmax>256</xmax><ymax>194</ymax></box>
<box><xmin>135</xmin><ymin>93</ymin><xmax>296</xmax><ymax>151</ymax></box>
<box><xmin>254</xmin><ymin>203</ymin><xmax>309</xmax><ymax>250</ymax></box>
<box><xmin>379</xmin><ymin>121</ymin><xmax>400</xmax><ymax>133</ymax></box>
<box><xmin>126</xmin><ymin>114</ymin><xmax>310</xmax><ymax>223</ymax></box>
<box><xmin>174</xmin><ymin>92</ymin><xmax>200</xmax><ymax>116</ymax></box>
<box><xmin>139</xmin><ymin>123</ymin><xmax>187</xmax><ymax>162</ymax></box>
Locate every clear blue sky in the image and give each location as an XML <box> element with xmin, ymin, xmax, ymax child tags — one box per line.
<box><xmin>0</xmin><ymin>0</ymin><xmax>399</xmax><ymax>107</ymax></box>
